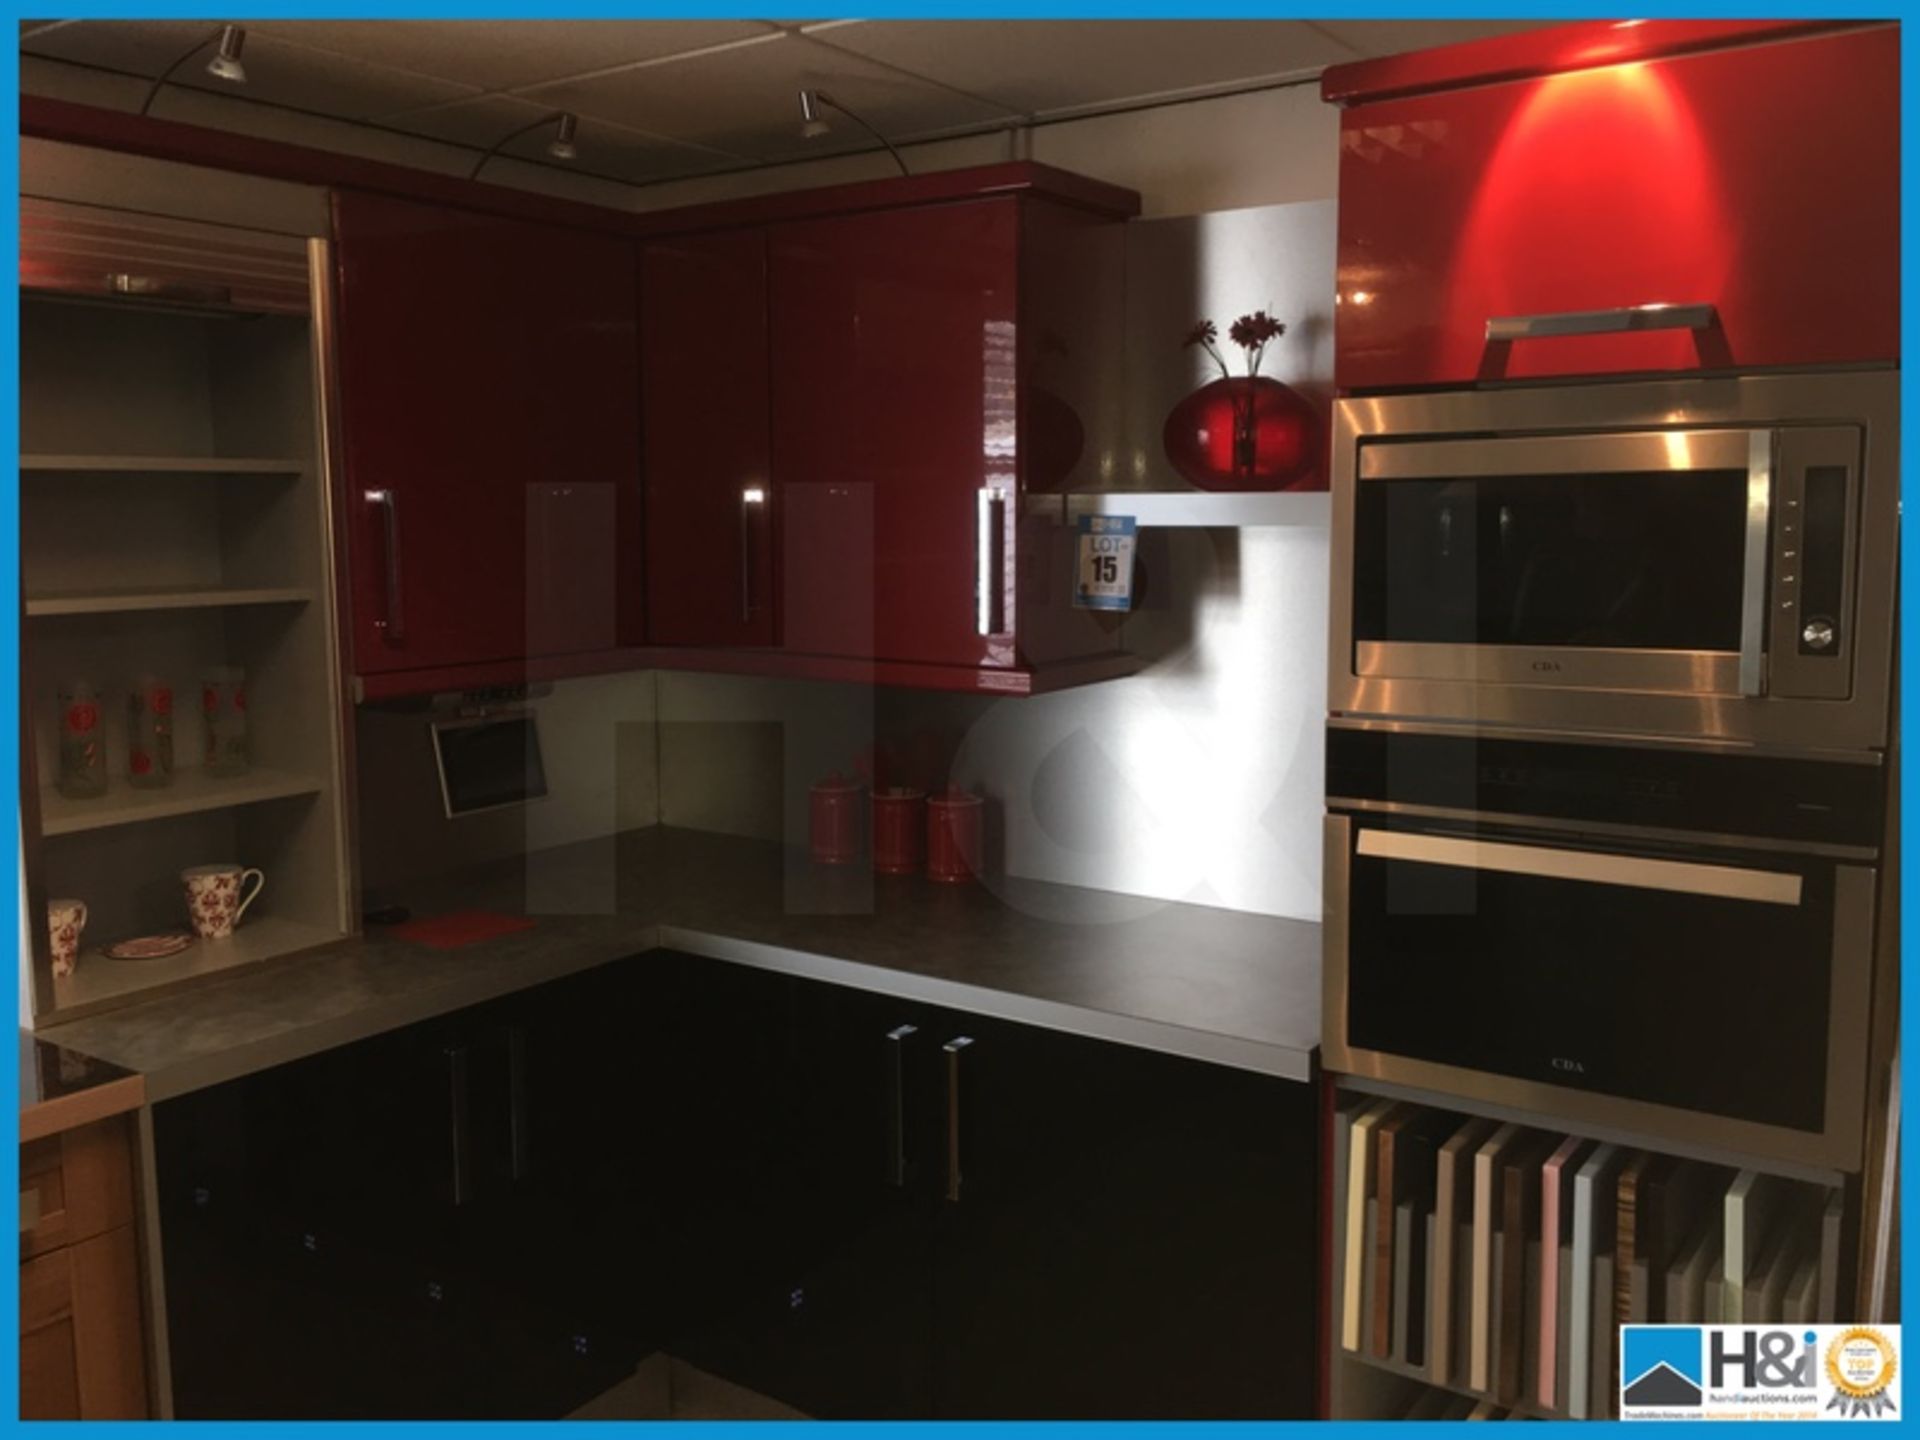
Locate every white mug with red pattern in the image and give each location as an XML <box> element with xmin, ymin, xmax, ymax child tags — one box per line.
<box><xmin>47</xmin><ymin>898</ymin><xmax>88</xmax><ymax>978</ymax></box>
<box><xmin>182</xmin><ymin>864</ymin><xmax>265</xmax><ymax>940</ymax></box>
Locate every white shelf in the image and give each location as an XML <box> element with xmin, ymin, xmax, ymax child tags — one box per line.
<box><xmin>40</xmin><ymin>767</ymin><xmax>326</xmax><ymax>837</ymax></box>
<box><xmin>21</xmin><ymin>454</ymin><xmax>304</xmax><ymax>476</ymax></box>
<box><xmin>25</xmin><ymin>585</ymin><xmax>314</xmax><ymax>617</ymax></box>
<box><xmin>1027</xmin><ymin>490</ymin><xmax>1332</xmax><ymax>528</ymax></box>
<box><xmin>51</xmin><ymin>916</ymin><xmax>342</xmax><ymax>1016</ymax></box>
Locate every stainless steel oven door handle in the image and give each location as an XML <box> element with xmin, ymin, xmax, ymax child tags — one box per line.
<box><xmin>1355</xmin><ymin>828</ymin><xmax>1803</xmax><ymax>906</ymax></box>
<box><xmin>1485</xmin><ymin>302</ymin><xmax>1716</xmax><ymax>342</ymax></box>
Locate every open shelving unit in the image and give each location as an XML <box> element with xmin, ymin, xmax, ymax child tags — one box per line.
<box><xmin>20</xmin><ymin>196</ymin><xmax>352</xmax><ymax>1021</ymax></box>
<box><xmin>25</xmin><ymin>586</ymin><xmax>316</xmax><ymax>617</ymax></box>
<box><xmin>21</xmin><ymin>454</ymin><xmax>307</xmax><ymax>476</ymax></box>
<box><xmin>1325</xmin><ymin>1080</ymin><xmax>1853</xmax><ymax>1422</ymax></box>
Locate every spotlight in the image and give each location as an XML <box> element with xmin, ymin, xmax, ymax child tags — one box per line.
<box><xmin>205</xmin><ymin>24</ymin><xmax>247</xmax><ymax>83</ymax></box>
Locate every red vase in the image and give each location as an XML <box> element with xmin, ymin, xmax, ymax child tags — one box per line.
<box><xmin>1162</xmin><ymin>376</ymin><xmax>1321</xmax><ymax>492</ymax></box>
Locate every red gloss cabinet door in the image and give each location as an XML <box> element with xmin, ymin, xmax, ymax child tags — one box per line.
<box><xmin>770</xmin><ymin>200</ymin><xmax>1021</xmax><ymax>670</ymax></box>
<box><xmin>1334</xmin><ymin>25</ymin><xmax>1898</xmax><ymax>389</ymax></box>
<box><xmin>333</xmin><ymin>190</ymin><xmax>639</xmax><ymax>675</ymax></box>
<box><xmin>640</xmin><ymin>231</ymin><xmax>774</xmax><ymax>648</ymax></box>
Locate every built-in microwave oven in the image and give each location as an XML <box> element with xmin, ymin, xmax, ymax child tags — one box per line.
<box><xmin>1329</xmin><ymin>371</ymin><xmax>1899</xmax><ymax>754</ymax></box>
<box><xmin>1322</xmin><ymin>723</ymin><xmax>1886</xmax><ymax>1172</ymax></box>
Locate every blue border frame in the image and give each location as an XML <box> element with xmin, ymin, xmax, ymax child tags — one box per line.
<box><xmin>0</xmin><ymin>4</ymin><xmax>1910</xmax><ymax>1433</ymax></box>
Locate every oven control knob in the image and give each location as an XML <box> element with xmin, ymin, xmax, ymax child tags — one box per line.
<box><xmin>1801</xmin><ymin>617</ymin><xmax>1838</xmax><ymax>652</ymax></box>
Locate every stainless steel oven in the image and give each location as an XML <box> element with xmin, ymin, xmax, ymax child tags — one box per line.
<box><xmin>1322</xmin><ymin>723</ymin><xmax>1885</xmax><ymax>1171</ymax></box>
<box><xmin>1329</xmin><ymin>370</ymin><xmax>1898</xmax><ymax>753</ymax></box>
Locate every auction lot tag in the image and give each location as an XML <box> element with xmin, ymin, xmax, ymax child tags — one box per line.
<box><xmin>1074</xmin><ymin>514</ymin><xmax>1136</xmax><ymax>612</ymax></box>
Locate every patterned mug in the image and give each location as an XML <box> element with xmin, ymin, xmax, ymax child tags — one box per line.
<box><xmin>47</xmin><ymin>898</ymin><xmax>88</xmax><ymax>978</ymax></box>
<box><xmin>182</xmin><ymin>864</ymin><xmax>265</xmax><ymax>940</ymax></box>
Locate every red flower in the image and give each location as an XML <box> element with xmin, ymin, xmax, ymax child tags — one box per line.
<box><xmin>203</xmin><ymin>686</ymin><xmax>218</xmax><ymax>714</ymax></box>
<box><xmin>150</xmin><ymin>687</ymin><xmax>173</xmax><ymax>716</ymax></box>
<box><xmin>1228</xmin><ymin>310</ymin><xmax>1286</xmax><ymax>349</ymax></box>
<box><xmin>64</xmin><ymin>703</ymin><xmax>98</xmax><ymax>734</ymax></box>
<box><xmin>1182</xmin><ymin>320</ymin><xmax>1219</xmax><ymax>349</ymax></box>
<box><xmin>130</xmin><ymin>750</ymin><xmax>152</xmax><ymax>776</ymax></box>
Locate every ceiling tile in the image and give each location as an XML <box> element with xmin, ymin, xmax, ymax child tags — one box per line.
<box><xmin>519</xmin><ymin>31</ymin><xmax>1020</xmax><ymax>162</ymax></box>
<box><xmin>21</xmin><ymin>18</ymin><xmax>220</xmax><ymax>74</ymax></box>
<box><xmin>21</xmin><ymin>20</ymin><xmax>478</xmax><ymax>119</ymax></box>
<box><xmin>1310</xmin><ymin>20</ymin><xmax>1550</xmax><ymax>59</ymax></box>
<box><xmin>801</xmin><ymin>20</ymin><xmax>1360</xmax><ymax>117</ymax></box>
<box><xmin>249</xmin><ymin>20</ymin><xmax>777</xmax><ymax>94</ymax></box>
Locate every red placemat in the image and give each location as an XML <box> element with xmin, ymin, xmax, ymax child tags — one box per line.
<box><xmin>390</xmin><ymin>910</ymin><xmax>537</xmax><ymax>950</ymax></box>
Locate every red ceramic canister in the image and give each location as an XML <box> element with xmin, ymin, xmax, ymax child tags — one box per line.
<box><xmin>870</xmin><ymin>787</ymin><xmax>927</xmax><ymax>875</ymax></box>
<box><xmin>808</xmin><ymin>774</ymin><xmax>864</xmax><ymax>865</ymax></box>
<box><xmin>926</xmin><ymin>791</ymin><xmax>985</xmax><ymax>883</ymax></box>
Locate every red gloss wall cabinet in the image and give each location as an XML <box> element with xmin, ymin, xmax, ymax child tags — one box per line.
<box><xmin>771</xmin><ymin>199</ymin><xmax>1019</xmax><ymax>669</ymax></box>
<box><xmin>767</xmin><ymin>195</ymin><xmax>1126</xmax><ymax>679</ymax></box>
<box><xmin>640</xmin><ymin>230</ymin><xmax>773</xmax><ymax>648</ymax></box>
<box><xmin>1329</xmin><ymin>25</ymin><xmax>1898</xmax><ymax>390</ymax></box>
<box><xmin>332</xmin><ymin>190</ymin><xmax>641</xmax><ymax>676</ymax></box>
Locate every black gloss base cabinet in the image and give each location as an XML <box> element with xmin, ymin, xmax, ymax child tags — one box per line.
<box><xmin>154</xmin><ymin>953</ymin><xmax>1319</xmax><ymax>1419</ymax></box>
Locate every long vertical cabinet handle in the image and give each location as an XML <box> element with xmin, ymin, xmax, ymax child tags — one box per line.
<box><xmin>507</xmin><ymin>1025</ymin><xmax>530</xmax><ymax>1182</ymax></box>
<box><xmin>740</xmin><ymin>486</ymin><xmax>767</xmax><ymax>623</ymax></box>
<box><xmin>364</xmin><ymin>487</ymin><xmax>405</xmax><ymax>643</ymax></box>
<box><xmin>885</xmin><ymin>1024</ymin><xmax>918</xmax><ymax>1187</ymax></box>
<box><xmin>944</xmin><ymin>1035</ymin><xmax>975</xmax><ymax>1203</ymax></box>
<box><xmin>975</xmin><ymin>488</ymin><xmax>1008</xmax><ymax>636</ymax></box>
<box><xmin>445</xmin><ymin>1045</ymin><xmax>471</xmax><ymax>1208</ymax></box>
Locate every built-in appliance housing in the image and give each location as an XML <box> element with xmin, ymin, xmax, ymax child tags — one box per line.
<box><xmin>1322</xmin><ymin>723</ymin><xmax>1884</xmax><ymax>1172</ymax></box>
<box><xmin>1329</xmin><ymin>370</ymin><xmax>1898</xmax><ymax>754</ymax></box>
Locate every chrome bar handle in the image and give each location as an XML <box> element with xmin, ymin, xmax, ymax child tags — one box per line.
<box><xmin>107</xmin><ymin>272</ymin><xmax>233</xmax><ymax>307</ymax></box>
<box><xmin>975</xmin><ymin>488</ymin><xmax>1008</xmax><ymax>636</ymax></box>
<box><xmin>1738</xmin><ymin>430</ymin><xmax>1774</xmax><ymax>698</ymax></box>
<box><xmin>944</xmin><ymin>1035</ymin><xmax>974</xmax><ymax>1203</ymax></box>
<box><xmin>1355</xmin><ymin>829</ymin><xmax>1803</xmax><ymax>905</ymax></box>
<box><xmin>1485</xmin><ymin>302</ymin><xmax>1716</xmax><ymax>342</ymax></box>
<box><xmin>884</xmin><ymin>1024</ymin><xmax>917</xmax><ymax>1188</ymax></box>
<box><xmin>508</xmin><ymin>1025</ymin><xmax>530</xmax><ymax>1182</ymax></box>
<box><xmin>364</xmin><ymin>487</ymin><xmax>405</xmax><ymax>643</ymax></box>
<box><xmin>740</xmin><ymin>486</ymin><xmax>766</xmax><ymax>623</ymax></box>
<box><xmin>445</xmin><ymin>1045</ymin><xmax>471</xmax><ymax>1208</ymax></box>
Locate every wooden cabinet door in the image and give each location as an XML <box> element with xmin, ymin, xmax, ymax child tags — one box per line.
<box><xmin>20</xmin><ymin>1225</ymin><xmax>148</xmax><ymax>1419</ymax></box>
<box><xmin>1334</xmin><ymin>25</ymin><xmax>1898</xmax><ymax>388</ymax></box>
<box><xmin>641</xmin><ymin>231</ymin><xmax>775</xmax><ymax>647</ymax></box>
<box><xmin>333</xmin><ymin>190</ymin><xmax>639</xmax><ymax>676</ymax></box>
<box><xmin>770</xmin><ymin>200</ymin><xmax>1022</xmax><ymax>670</ymax></box>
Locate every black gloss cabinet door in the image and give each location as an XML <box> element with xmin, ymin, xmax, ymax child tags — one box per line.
<box><xmin>156</xmin><ymin>961</ymin><xmax>664</xmax><ymax>1420</ymax></box>
<box><xmin>660</xmin><ymin>952</ymin><xmax>936</xmax><ymax>1417</ymax></box>
<box><xmin>930</xmin><ymin>1015</ymin><xmax>1317</xmax><ymax>1418</ymax></box>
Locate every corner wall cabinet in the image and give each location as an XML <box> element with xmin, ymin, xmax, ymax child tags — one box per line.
<box><xmin>637</xmin><ymin>169</ymin><xmax>1142</xmax><ymax>695</ymax></box>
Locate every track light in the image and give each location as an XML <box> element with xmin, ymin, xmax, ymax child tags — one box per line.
<box><xmin>468</xmin><ymin>111</ymin><xmax>581</xmax><ymax>181</ymax></box>
<box><xmin>140</xmin><ymin>22</ymin><xmax>247</xmax><ymax>116</ymax></box>
<box><xmin>795</xmin><ymin>88</ymin><xmax>908</xmax><ymax>176</ymax></box>
<box><xmin>205</xmin><ymin>24</ymin><xmax>247</xmax><ymax>83</ymax></box>
<box><xmin>798</xmin><ymin>89</ymin><xmax>830</xmax><ymax>139</ymax></box>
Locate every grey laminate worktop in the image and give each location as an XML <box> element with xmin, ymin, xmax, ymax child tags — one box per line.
<box><xmin>39</xmin><ymin>827</ymin><xmax>1321</xmax><ymax>1100</ymax></box>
